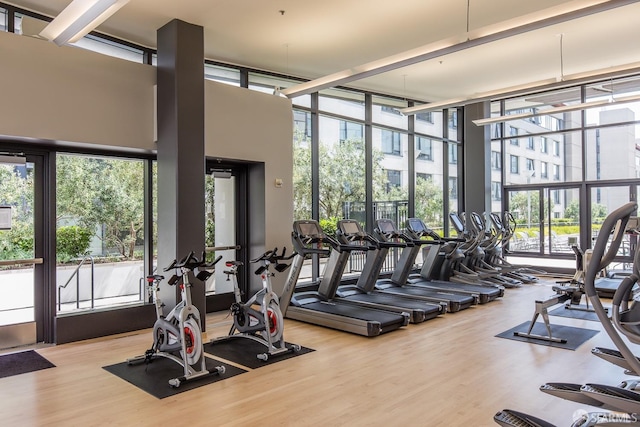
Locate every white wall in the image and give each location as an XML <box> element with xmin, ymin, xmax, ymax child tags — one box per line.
<box><xmin>0</xmin><ymin>31</ymin><xmax>155</xmax><ymax>150</ymax></box>
<box><xmin>0</xmin><ymin>30</ymin><xmax>294</xmax><ymax>292</ymax></box>
<box><xmin>205</xmin><ymin>81</ymin><xmax>294</xmax><ymax>292</ymax></box>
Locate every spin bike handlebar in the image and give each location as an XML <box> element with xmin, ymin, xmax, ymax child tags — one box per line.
<box><xmin>251</xmin><ymin>247</ymin><xmax>296</xmax><ymax>263</ymax></box>
<box><xmin>251</xmin><ymin>247</ymin><xmax>297</xmax><ymax>275</ymax></box>
<box><xmin>163</xmin><ymin>251</ymin><xmax>223</xmax><ymax>272</ymax></box>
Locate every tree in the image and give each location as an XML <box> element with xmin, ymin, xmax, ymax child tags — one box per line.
<box><xmin>415</xmin><ymin>176</ymin><xmax>443</xmax><ymax>226</ymax></box>
<box><xmin>508</xmin><ymin>191</ymin><xmax>542</xmax><ymax>228</ymax></box>
<box><xmin>56</xmin><ymin>155</ymin><xmax>145</xmax><ymax>259</ymax></box>
<box><xmin>0</xmin><ymin>164</ymin><xmax>34</xmax><ymax>259</ymax></box>
<box><xmin>293</xmin><ymin>134</ymin><xmax>392</xmax><ymax>221</ymax></box>
<box><xmin>564</xmin><ymin>200</ymin><xmax>608</xmax><ymax>223</ymax></box>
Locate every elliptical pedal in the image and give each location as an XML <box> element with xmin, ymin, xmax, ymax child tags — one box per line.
<box><xmin>494</xmin><ymin>409</ymin><xmax>555</xmax><ymax>427</ymax></box>
<box><xmin>539</xmin><ymin>382</ymin><xmax>609</xmax><ymax>408</ymax></box>
<box><xmin>591</xmin><ymin>347</ymin><xmax>640</xmax><ymax>374</ymax></box>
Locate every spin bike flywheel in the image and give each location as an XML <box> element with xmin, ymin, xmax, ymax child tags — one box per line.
<box><xmin>181</xmin><ymin>317</ymin><xmax>203</xmax><ymax>365</ymax></box>
<box><xmin>262</xmin><ymin>300</ymin><xmax>284</xmax><ymax>342</ymax></box>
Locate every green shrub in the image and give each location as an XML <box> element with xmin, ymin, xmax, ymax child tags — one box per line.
<box><xmin>57</xmin><ymin>225</ymin><xmax>92</xmax><ymax>261</ymax></box>
<box><xmin>9</xmin><ymin>221</ymin><xmax>34</xmax><ymax>253</ymax></box>
<box><xmin>319</xmin><ymin>217</ymin><xmax>339</xmax><ymax>238</ymax></box>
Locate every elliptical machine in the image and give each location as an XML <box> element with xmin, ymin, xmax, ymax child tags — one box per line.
<box><xmin>210</xmin><ymin>247</ymin><xmax>300</xmax><ymax>361</ymax></box>
<box><xmin>128</xmin><ymin>252</ymin><xmax>225</xmax><ymax>387</ymax></box>
<box><xmin>495</xmin><ymin>202</ymin><xmax>640</xmax><ymax>426</ymax></box>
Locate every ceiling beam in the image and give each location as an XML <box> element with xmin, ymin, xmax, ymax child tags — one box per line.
<box><xmin>280</xmin><ymin>0</ymin><xmax>640</xmax><ymax>99</ymax></box>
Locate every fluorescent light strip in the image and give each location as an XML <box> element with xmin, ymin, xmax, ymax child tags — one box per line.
<box><xmin>280</xmin><ymin>0</ymin><xmax>639</xmax><ymax>99</ymax></box>
<box><xmin>472</xmin><ymin>93</ymin><xmax>640</xmax><ymax>126</ymax></box>
<box><xmin>40</xmin><ymin>0</ymin><xmax>129</xmax><ymax>46</ymax></box>
<box><xmin>401</xmin><ymin>98</ymin><xmax>470</xmax><ymax>115</ymax></box>
<box><xmin>399</xmin><ymin>77</ymin><xmax>560</xmax><ymax>115</ymax></box>
<box><xmin>400</xmin><ymin>61</ymin><xmax>640</xmax><ymax>116</ymax></box>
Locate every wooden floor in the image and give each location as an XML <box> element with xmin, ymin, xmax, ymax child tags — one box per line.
<box><xmin>0</xmin><ymin>279</ymin><xmax>633</xmax><ymax>426</ymax></box>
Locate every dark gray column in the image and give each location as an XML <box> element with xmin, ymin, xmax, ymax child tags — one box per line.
<box><xmin>463</xmin><ymin>102</ymin><xmax>492</xmax><ymax>223</ymax></box>
<box><xmin>156</xmin><ymin>19</ymin><xmax>206</xmax><ymax>320</ymax></box>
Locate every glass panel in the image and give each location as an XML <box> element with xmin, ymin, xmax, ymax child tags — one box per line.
<box><xmin>248</xmin><ymin>73</ymin><xmax>310</xmax><ymax>109</ymax></box>
<box><xmin>0</xmin><ymin>8</ymin><xmax>6</xmax><ymax>32</ymax></box>
<box><xmin>585</xmin><ymin>123</ymin><xmax>639</xmax><ymax>181</ymax></box>
<box><xmin>152</xmin><ymin>161</ymin><xmax>157</xmax><ymax>268</ymax></box>
<box><xmin>415</xmin><ymin>138</ymin><xmax>444</xmax><ymax>232</ymax></box>
<box><xmin>590</xmin><ymin>186</ymin><xmax>634</xmax><ymax>264</ymax></box>
<box><xmin>318</xmin><ymin>88</ymin><xmax>365</xmax><ymax>120</ymax></box>
<box><xmin>0</xmin><ymin>160</ymin><xmax>35</xmax><ymax>325</ymax></box>
<box><xmin>504</xmin><ymin>131</ymin><xmax>581</xmax><ymax>184</ymax></box>
<box><xmin>205</xmin><ymin>64</ymin><xmax>240</xmax><ymax>86</ymax></box>
<box><xmin>548</xmin><ymin>187</ymin><xmax>580</xmax><ymax>255</ymax></box>
<box><xmin>72</xmin><ymin>35</ymin><xmax>145</xmax><ymax>63</ymax></box>
<box><xmin>585</xmin><ymin>76</ymin><xmax>640</xmax><ymax>128</ymax></box>
<box><xmin>503</xmin><ymin>87</ymin><xmax>582</xmax><ymax>131</ymax></box>
<box><xmin>447</xmin><ymin>110</ymin><xmax>458</xmax><ymax>141</ymax></box>
<box><xmin>415</xmin><ymin>111</ymin><xmax>444</xmax><ymax>138</ymax></box>
<box><xmin>372</xmin><ymin>127</ymin><xmax>409</xmax><ymax>205</ymax></box>
<box><xmin>318</xmin><ymin>115</ymin><xmax>366</xmax><ymax>228</ymax></box>
<box><xmin>56</xmin><ymin>154</ymin><xmax>145</xmax><ymax>312</ymax></box>
<box><xmin>205</xmin><ymin>172</ymin><xmax>236</xmax><ymax>295</ymax></box>
<box><xmin>447</xmin><ymin>142</ymin><xmax>459</xmax><ymax>222</ymax></box>
<box><xmin>248</xmin><ymin>73</ymin><xmax>311</xmax><ymax>107</ymax></box>
<box><xmin>506</xmin><ymin>189</ymin><xmax>541</xmax><ymax>254</ymax></box>
<box><xmin>490</xmin><ymin>139</ymin><xmax>502</xmax><ymax>213</ymax></box>
<box><xmin>372</xmin><ymin>95</ymin><xmax>407</xmax><ymax>129</ymax></box>
<box><xmin>293</xmin><ymin>110</ymin><xmax>312</xmax><ymax>221</ymax></box>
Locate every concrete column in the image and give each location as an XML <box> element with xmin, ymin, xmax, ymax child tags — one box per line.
<box><xmin>463</xmin><ymin>102</ymin><xmax>492</xmax><ymax>224</ymax></box>
<box><xmin>156</xmin><ymin>19</ymin><xmax>206</xmax><ymax>321</ymax></box>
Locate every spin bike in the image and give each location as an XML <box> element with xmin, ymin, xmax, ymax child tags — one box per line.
<box><xmin>210</xmin><ymin>247</ymin><xmax>300</xmax><ymax>361</ymax></box>
<box><xmin>127</xmin><ymin>251</ymin><xmax>225</xmax><ymax>387</ymax></box>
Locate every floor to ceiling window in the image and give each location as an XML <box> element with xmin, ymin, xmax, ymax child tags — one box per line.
<box><xmin>497</xmin><ymin>74</ymin><xmax>640</xmax><ymax>262</ymax></box>
<box><xmin>55</xmin><ymin>153</ymin><xmax>148</xmax><ymax>313</ymax></box>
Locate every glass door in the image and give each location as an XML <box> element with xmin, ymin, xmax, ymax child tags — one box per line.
<box><xmin>546</xmin><ymin>187</ymin><xmax>581</xmax><ymax>256</ymax></box>
<box><xmin>589</xmin><ymin>185</ymin><xmax>636</xmax><ymax>270</ymax></box>
<box><xmin>505</xmin><ymin>188</ymin><xmax>543</xmax><ymax>254</ymax></box>
<box><xmin>0</xmin><ymin>152</ymin><xmax>49</xmax><ymax>348</ymax></box>
<box><xmin>204</xmin><ymin>162</ymin><xmax>248</xmax><ymax>305</ymax></box>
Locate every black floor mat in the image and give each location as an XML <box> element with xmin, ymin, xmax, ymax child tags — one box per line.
<box><xmin>0</xmin><ymin>350</ymin><xmax>55</xmax><ymax>379</ymax></box>
<box><xmin>204</xmin><ymin>338</ymin><xmax>314</xmax><ymax>369</ymax></box>
<box><xmin>548</xmin><ymin>305</ymin><xmax>602</xmax><ymax>321</ymax></box>
<box><xmin>103</xmin><ymin>356</ymin><xmax>246</xmax><ymax>399</ymax></box>
<box><xmin>496</xmin><ymin>321</ymin><xmax>599</xmax><ymax>350</ymax></box>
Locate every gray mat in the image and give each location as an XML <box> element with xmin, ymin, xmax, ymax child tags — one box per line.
<box><xmin>103</xmin><ymin>356</ymin><xmax>246</xmax><ymax>399</ymax></box>
<box><xmin>0</xmin><ymin>350</ymin><xmax>55</xmax><ymax>379</ymax></box>
<box><xmin>548</xmin><ymin>305</ymin><xmax>602</xmax><ymax>321</ymax></box>
<box><xmin>496</xmin><ymin>321</ymin><xmax>599</xmax><ymax>350</ymax></box>
<box><xmin>204</xmin><ymin>338</ymin><xmax>314</xmax><ymax>369</ymax></box>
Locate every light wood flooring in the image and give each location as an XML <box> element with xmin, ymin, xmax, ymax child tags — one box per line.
<box><xmin>0</xmin><ymin>278</ymin><xmax>634</xmax><ymax>426</ymax></box>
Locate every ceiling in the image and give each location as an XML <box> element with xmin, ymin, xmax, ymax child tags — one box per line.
<box><xmin>6</xmin><ymin>0</ymin><xmax>640</xmax><ymax>104</ymax></box>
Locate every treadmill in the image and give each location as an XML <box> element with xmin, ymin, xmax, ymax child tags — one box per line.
<box><xmin>279</xmin><ymin>220</ymin><xmax>409</xmax><ymax>337</ymax></box>
<box><xmin>363</xmin><ymin>220</ymin><xmax>476</xmax><ymax>313</ymax></box>
<box><xmin>330</xmin><ymin>219</ymin><xmax>445</xmax><ymax>323</ymax></box>
<box><xmin>376</xmin><ymin>218</ymin><xmax>504</xmax><ymax>304</ymax></box>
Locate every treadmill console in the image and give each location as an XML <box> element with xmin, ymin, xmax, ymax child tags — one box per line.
<box><xmin>449</xmin><ymin>213</ymin><xmax>464</xmax><ymax>233</ymax></box>
<box><xmin>339</xmin><ymin>219</ymin><xmax>366</xmax><ymax>237</ymax></box>
<box><xmin>376</xmin><ymin>219</ymin><xmax>396</xmax><ymax>234</ymax></box>
<box><xmin>295</xmin><ymin>220</ymin><xmax>323</xmax><ymax>238</ymax></box>
<box><xmin>292</xmin><ymin>220</ymin><xmax>331</xmax><ymax>256</ymax></box>
<box><xmin>407</xmin><ymin>218</ymin><xmax>427</xmax><ymax>234</ymax></box>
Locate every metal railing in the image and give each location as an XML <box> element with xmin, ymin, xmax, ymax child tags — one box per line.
<box><xmin>348</xmin><ymin>247</ymin><xmax>401</xmax><ymax>275</ymax></box>
<box><xmin>57</xmin><ymin>255</ymin><xmax>95</xmax><ymax>311</ymax></box>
